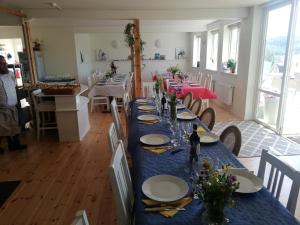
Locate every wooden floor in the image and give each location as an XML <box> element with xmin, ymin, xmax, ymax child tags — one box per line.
<box><xmin>0</xmin><ymin>103</ymin><xmax>299</xmax><ymax>225</ymax></box>
<box><xmin>0</xmin><ymin>109</ymin><xmax>117</xmax><ymax>225</ymax></box>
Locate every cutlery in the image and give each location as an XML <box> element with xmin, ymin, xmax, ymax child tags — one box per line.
<box><xmin>138</xmin><ymin>121</ymin><xmax>159</xmax><ymax>125</ymax></box>
<box><xmin>145</xmin><ymin>207</ymin><xmax>186</xmax><ymax>212</ymax></box>
<box><xmin>171</xmin><ymin>149</ymin><xmax>184</xmax><ymax>155</ymax></box>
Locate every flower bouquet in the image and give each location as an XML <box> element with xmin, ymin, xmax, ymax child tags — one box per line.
<box><xmin>152</xmin><ymin>74</ymin><xmax>162</xmax><ymax>95</ymax></box>
<box><xmin>192</xmin><ymin>161</ymin><xmax>239</xmax><ymax>224</ymax></box>
<box><xmin>167</xmin><ymin>65</ymin><xmax>181</xmax><ymax>79</ymax></box>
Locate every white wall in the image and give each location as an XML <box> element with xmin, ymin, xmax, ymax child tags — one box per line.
<box><xmin>31</xmin><ymin>26</ymin><xmax>78</xmax><ymax>77</ymax></box>
<box><xmin>75</xmin><ymin>32</ymin><xmax>191</xmax><ymax>83</ymax></box>
<box><xmin>190</xmin><ymin>6</ymin><xmax>262</xmax><ymax>119</ymax></box>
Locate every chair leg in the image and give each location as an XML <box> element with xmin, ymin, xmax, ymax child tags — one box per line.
<box><xmin>36</xmin><ymin>112</ymin><xmax>40</xmax><ymax>142</ymax></box>
<box><xmin>90</xmin><ymin>98</ymin><xmax>94</xmax><ymax>113</ymax></box>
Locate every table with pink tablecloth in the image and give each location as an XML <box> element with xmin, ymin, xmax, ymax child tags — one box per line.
<box><xmin>169</xmin><ymin>84</ymin><xmax>217</xmax><ymax>100</ymax></box>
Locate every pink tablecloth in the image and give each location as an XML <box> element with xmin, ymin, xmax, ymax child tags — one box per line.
<box><xmin>169</xmin><ymin>84</ymin><xmax>217</xmax><ymax>100</ymax></box>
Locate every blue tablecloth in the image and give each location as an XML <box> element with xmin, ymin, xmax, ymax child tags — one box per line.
<box><xmin>128</xmin><ymin>99</ymin><xmax>300</xmax><ymax>225</ymax></box>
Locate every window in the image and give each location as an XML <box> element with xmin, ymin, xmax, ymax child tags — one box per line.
<box><xmin>228</xmin><ymin>23</ymin><xmax>240</xmax><ymax>62</ymax></box>
<box><xmin>206</xmin><ymin>30</ymin><xmax>219</xmax><ymax>70</ymax></box>
<box><xmin>192</xmin><ymin>36</ymin><xmax>201</xmax><ymax>67</ymax></box>
<box><xmin>222</xmin><ymin>22</ymin><xmax>240</xmax><ymax>73</ymax></box>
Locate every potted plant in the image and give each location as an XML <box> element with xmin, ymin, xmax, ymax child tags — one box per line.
<box><xmin>192</xmin><ymin>161</ymin><xmax>239</xmax><ymax>225</ymax></box>
<box><xmin>227</xmin><ymin>59</ymin><xmax>237</xmax><ymax>73</ymax></box>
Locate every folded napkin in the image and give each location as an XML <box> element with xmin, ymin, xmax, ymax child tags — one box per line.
<box><xmin>179</xmin><ymin>112</ymin><xmax>191</xmax><ymax>116</ymax></box>
<box><xmin>143</xmin><ymin>197</ymin><xmax>192</xmax><ymax>218</ymax></box>
<box><xmin>138</xmin><ymin>120</ymin><xmax>159</xmax><ymax>125</ymax></box>
<box><xmin>197</xmin><ymin>127</ymin><xmax>206</xmax><ymax>133</ymax></box>
<box><xmin>143</xmin><ymin>146</ymin><xmax>172</xmax><ymax>154</ymax></box>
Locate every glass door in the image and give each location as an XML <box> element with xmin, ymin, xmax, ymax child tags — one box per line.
<box><xmin>256</xmin><ymin>4</ymin><xmax>292</xmax><ymax>131</ymax></box>
<box><xmin>282</xmin><ymin>3</ymin><xmax>300</xmax><ymax>135</ymax></box>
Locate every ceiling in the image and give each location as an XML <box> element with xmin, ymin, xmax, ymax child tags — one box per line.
<box><xmin>1</xmin><ymin>0</ymin><xmax>270</xmax><ymax>10</ymax></box>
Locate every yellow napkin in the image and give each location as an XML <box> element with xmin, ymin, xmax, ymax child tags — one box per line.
<box><xmin>143</xmin><ymin>146</ymin><xmax>172</xmax><ymax>154</ymax></box>
<box><xmin>138</xmin><ymin>120</ymin><xmax>159</xmax><ymax>125</ymax></box>
<box><xmin>197</xmin><ymin>127</ymin><xmax>206</xmax><ymax>133</ymax></box>
<box><xmin>143</xmin><ymin>197</ymin><xmax>193</xmax><ymax>218</ymax></box>
<box><xmin>180</xmin><ymin>112</ymin><xmax>191</xmax><ymax>116</ymax></box>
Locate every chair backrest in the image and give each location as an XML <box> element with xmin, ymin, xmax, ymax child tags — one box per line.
<box><xmin>108</xmin><ymin>122</ymin><xmax>120</xmax><ymax>154</ymax></box>
<box><xmin>127</xmin><ymin>73</ymin><xmax>134</xmax><ymax>100</ymax></box>
<box><xmin>189</xmin><ymin>98</ymin><xmax>202</xmax><ymax>116</ymax></box>
<box><xmin>183</xmin><ymin>92</ymin><xmax>193</xmax><ymax>108</ymax></box>
<box><xmin>111</xmin><ymin>99</ymin><xmax>125</xmax><ymax>141</ymax></box>
<box><xmin>197</xmin><ymin>72</ymin><xmax>203</xmax><ymax>84</ymax></box>
<box><xmin>31</xmin><ymin>89</ymin><xmax>42</xmax><ymax>108</ymax></box>
<box><xmin>87</xmin><ymin>76</ymin><xmax>93</xmax><ymax>89</ymax></box>
<box><xmin>123</xmin><ymin>92</ymin><xmax>130</xmax><ymax>121</ymax></box>
<box><xmin>109</xmin><ymin>142</ymin><xmax>134</xmax><ymax>225</ymax></box>
<box><xmin>204</xmin><ymin>74</ymin><xmax>212</xmax><ymax>90</ymax></box>
<box><xmin>199</xmin><ymin>107</ymin><xmax>216</xmax><ymax>130</ymax></box>
<box><xmin>258</xmin><ymin>149</ymin><xmax>300</xmax><ymax>215</ymax></box>
<box><xmin>71</xmin><ymin>210</ymin><xmax>89</xmax><ymax>225</ymax></box>
<box><xmin>220</xmin><ymin>125</ymin><xmax>242</xmax><ymax>156</ymax></box>
<box><xmin>142</xmin><ymin>82</ymin><xmax>155</xmax><ymax>98</ymax></box>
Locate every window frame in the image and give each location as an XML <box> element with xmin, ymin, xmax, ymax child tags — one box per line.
<box><xmin>192</xmin><ymin>35</ymin><xmax>201</xmax><ymax>67</ymax></box>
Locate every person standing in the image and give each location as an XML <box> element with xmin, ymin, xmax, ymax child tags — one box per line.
<box><xmin>0</xmin><ymin>55</ymin><xmax>26</xmax><ymax>153</ymax></box>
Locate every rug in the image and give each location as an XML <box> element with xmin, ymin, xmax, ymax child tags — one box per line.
<box><xmin>212</xmin><ymin>120</ymin><xmax>300</xmax><ymax>157</ymax></box>
<box><xmin>287</xmin><ymin>136</ymin><xmax>300</xmax><ymax>145</ymax></box>
<box><xmin>0</xmin><ymin>180</ymin><xmax>21</xmax><ymax>207</ymax></box>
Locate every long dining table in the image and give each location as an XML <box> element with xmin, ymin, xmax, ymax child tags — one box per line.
<box><xmin>127</xmin><ymin>98</ymin><xmax>300</xmax><ymax>225</ymax></box>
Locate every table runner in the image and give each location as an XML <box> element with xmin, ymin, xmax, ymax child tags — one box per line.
<box><xmin>127</xmin><ymin>98</ymin><xmax>300</xmax><ymax>225</ymax></box>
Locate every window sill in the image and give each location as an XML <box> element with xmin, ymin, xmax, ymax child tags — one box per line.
<box><xmin>222</xmin><ymin>71</ymin><xmax>238</xmax><ymax>76</ymax></box>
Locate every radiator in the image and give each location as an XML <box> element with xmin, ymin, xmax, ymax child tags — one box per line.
<box><xmin>214</xmin><ymin>82</ymin><xmax>234</xmax><ymax>105</ymax></box>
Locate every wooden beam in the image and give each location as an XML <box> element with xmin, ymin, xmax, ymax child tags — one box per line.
<box><xmin>0</xmin><ymin>5</ymin><xmax>27</xmax><ymax>18</ymax></box>
<box><xmin>133</xmin><ymin>19</ymin><xmax>142</xmax><ymax>98</ymax></box>
<box><xmin>22</xmin><ymin>20</ymin><xmax>38</xmax><ymax>84</ymax></box>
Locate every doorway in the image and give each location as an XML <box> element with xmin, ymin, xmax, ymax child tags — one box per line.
<box><xmin>256</xmin><ymin>1</ymin><xmax>300</xmax><ymax>135</ymax></box>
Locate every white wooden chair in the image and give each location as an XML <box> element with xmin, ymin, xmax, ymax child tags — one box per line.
<box><xmin>142</xmin><ymin>82</ymin><xmax>155</xmax><ymax>98</ymax></box>
<box><xmin>127</xmin><ymin>73</ymin><xmax>134</xmax><ymax>100</ymax></box>
<box><xmin>123</xmin><ymin>92</ymin><xmax>130</xmax><ymax>121</ymax></box>
<box><xmin>108</xmin><ymin>122</ymin><xmax>119</xmax><ymax>154</ymax></box>
<box><xmin>31</xmin><ymin>89</ymin><xmax>57</xmax><ymax>141</ymax></box>
<box><xmin>202</xmin><ymin>74</ymin><xmax>213</xmax><ymax>109</ymax></box>
<box><xmin>87</xmin><ymin>76</ymin><xmax>110</xmax><ymax>112</ymax></box>
<box><xmin>197</xmin><ymin>72</ymin><xmax>203</xmax><ymax>85</ymax></box>
<box><xmin>70</xmin><ymin>210</ymin><xmax>89</xmax><ymax>225</ymax></box>
<box><xmin>109</xmin><ymin>142</ymin><xmax>134</xmax><ymax>225</ymax></box>
<box><xmin>111</xmin><ymin>99</ymin><xmax>127</xmax><ymax>148</ymax></box>
<box><xmin>258</xmin><ymin>149</ymin><xmax>300</xmax><ymax>215</ymax></box>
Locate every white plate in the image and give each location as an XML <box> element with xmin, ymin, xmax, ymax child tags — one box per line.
<box><xmin>222</xmin><ymin>169</ymin><xmax>263</xmax><ymax>193</ymax></box>
<box><xmin>137</xmin><ymin>115</ymin><xmax>160</xmax><ymax>122</ymax></box>
<box><xmin>138</xmin><ymin>105</ymin><xmax>155</xmax><ymax>111</ymax></box>
<box><xmin>136</xmin><ymin>99</ymin><xmax>149</xmax><ymax>103</ymax></box>
<box><xmin>142</xmin><ymin>175</ymin><xmax>189</xmax><ymax>202</ymax></box>
<box><xmin>176</xmin><ymin>104</ymin><xmax>186</xmax><ymax>110</ymax></box>
<box><xmin>198</xmin><ymin>132</ymin><xmax>219</xmax><ymax>143</ymax></box>
<box><xmin>177</xmin><ymin>112</ymin><xmax>197</xmax><ymax>120</ymax></box>
<box><xmin>140</xmin><ymin>134</ymin><xmax>170</xmax><ymax>146</ymax></box>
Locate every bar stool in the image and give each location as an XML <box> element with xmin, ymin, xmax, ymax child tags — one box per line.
<box><xmin>31</xmin><ymin>89</ymin><xmax>57</xmax><ymax>141</ymax></box>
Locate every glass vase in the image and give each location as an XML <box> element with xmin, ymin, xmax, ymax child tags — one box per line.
<box><xmin>202</xmin><ymin>201</ymin><xmax>229</xmax><ymax>225</ymax></box>
<box><xmin>170</xmin><ymin>103</ymin><xmax>177</xmax><ymax>123</ymax></box>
